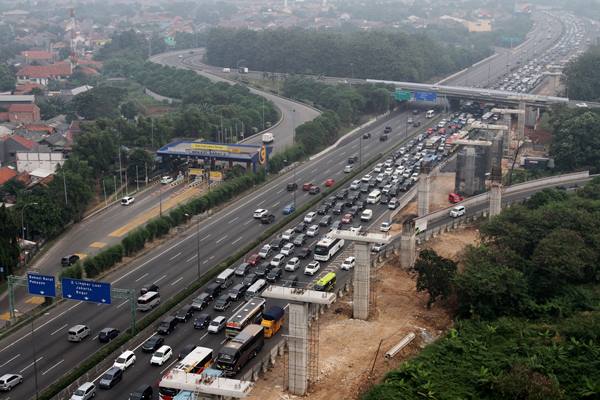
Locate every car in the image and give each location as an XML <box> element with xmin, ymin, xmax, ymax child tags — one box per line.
<box><xmin>325</xmin><ymin>178</ymin><xmax>335</xmax><ymax>187</ymax></box>
<box><xmin>304</xmin><ymin>261</ymin><xmax>321</xmax><ymax>276</ymax></box>
<box><xmin>304</xmin><ymin>212</ymin><xmax>317</xmax><ymax>224</ymax></box>
<box><xmin>336</xmin><ymin>188</ymin><xmax>349</xmax><ymax>200</ymax></box>
<box><xmin>283</xmin><ymin>203</ymin><xmax>296</xmax><ymax>214</ymax></box>
<box><xmin>269</xmin><ymin>237</ymin><xmax>285</xmax><ymax>250</ymax></box>
<box><xmin>319</xmin><ymin>215</ymin><xmax>332</xmax><ymax>226</ymax></box>
<box><xmin>282</xmin><ymin>229</ymin><xmax>294</xmax><ymax>241</ymax></box>
<box><xmin>332</xmin><ymin>202</ymin><xmax>344</xmax><ymax>215</ymax></box>
<box><xmin>407</xmin><ymin>117</ymin><xmax>413</xmax><ymax>124</ymax></box>
<box><xmin>128</xmin><ymin>385</ymin><xmax>153</xmax><ymax>400</ymax></box>
<box><xmin>293</xmin><ymin>234</ymin><xmax>306</xmax><ymax>246</ymax></box>
<box><xmin>207</xmin><ymin>316</ymin><xmax>226</xmax><ymax>333</ymax></box>
<box><xmin>157</xmin><ymin>316</ymin><xmax>178</xmax><ymax>335</ymax></box>
<box><xmin>360</xmin><ymin>183</ymin><xmax>370</xmax><ymax>193</ymax></box>
<box><xmin>0</xmin><ymin>374</ymin><xmax>23</xmax><ymax>391</ymax></box>
<box><xmin>412</xmin><ymin>109</ymin><xmax>419</xmax><ymax>115</ymax></box>
<box><xmin>271</xmin><ymin>253</ymin><xmax>286</xmax><ymax>267</ymax></box>
<box><xmin>317</xmin><ymin>204</ymin><xmax>330</xmax><ymax>215</ymax></box>
<box><xmin>309</xmin><ymin>185</ymin><xmax>321</xmax><ymax>194</ymax></box>
<box><xmin>99</xmin><ymin>367</ymin><xmax>123</xmax><ymax>389</ymax></box>
<box><xmin>228</xmin><ymin>283</ymin><xmax>247</xmax><ymax>301</ymax></box>
<box><xmin>362</xmin><ymin>132</ymin><xmax>371</xmax><ymax>139</ymax></box>
<box><xmin>213</xmin><ymin>294</ymin><xmax>231</xmax><ymax>311</ymax></box>
<box><xmin>450</xmin><ymin>205</ymin><xmax>466</xmax><ymax>217</ymax></box>
<box><xmin>253</xmin><ymin>209</ymin><xmax>268</xmax><ymax>219</ymax></box>
<box><xmin>246</xmin><ymin>253</ymin><xmax>261</xmax><ymax>266</ymax></box>
<box><xmin>98</xmin><ymin>327</ymin><xmax>119</xmax><ymax>343</ymax></box>
<box><xmin>281</xmin><ymin>242</ymin><xmax>295</xmax><ymax>256</ymax></box>
<box><xmin>331</xmin><ymin>220</ymin><xmax>342</xmax><ymax>230</ymax></box>
<box><xmin>297</xmin><ymin>247</ymin><xmax>312</xmax><ymax>259</ymax></box>
<box><xmin>355</xmin><ymin>201</ymin><xmax>365</xmax><ymax>210</ymax></box>
<box><xmin>121</xmin><ymin>196</ymin><xmax>135</xmax><ymax>206</ymax></box>
<box><xmin>374</xmin><ymin>163</ymin><xmax>383</xmax><ymax>173</ymax></box>
<box><xmin>140</xmin><ymin>284</ymin><xmax>159</xmax><ymax>296</ymax></box>
<box><xmin>341</xmin><ymin>256</ymin><xmax>356</xmax><ymax>270</ymax></box>
<box><xmin>193</xmin><ymin>313</ymin><xmax>212</xmax><ymax>330</ymax></box>
<box><xmin>348</xmin><ymin>155</ymin><xmax>359</xmax><ymax>164</ymax></box>
<box><xmin>258</xmin><ymin>244</ymin><xmax>272</xmax><ymax>259</ymax></box>
<box><xmin>150</xmin><ymin>345</ymin><xmax>173</xmax><ymax>366</ymax></box>
<box><xmin>61</xmin><ymin>254</ymin><xmax>80</xmax><ymax>266</ymax></box>
<box><xmin>175</xmin><ymin>305</ymin><xmax>194</xmax><ymax>323</ymax></box>
<box><xmin>380</xmin><ymin>222</ymin><xmax>392</xmax><ymax>232</ymax></box>
<box><xmin>372</xmin><ymin>243</ymin><xmax>385</xmax><ymax>253</ymax></box>
<box><xmin>341</xmin><ymin>213</ymin><xmax>353</xmax><ymax>224</ymax></box>
<box><xmin>242</xmin><ymin>273</ymin><xmax>258</xmax><ymax>288</ymax></box>
<box><xmin>266</xmin><ymin>267</ymin><xmax>283</xmax><ymax>282</ymax></box>
<box><xmin>287</xmin><ymin>182</ymin><xmax>298</xmax><ymax>191</ymax></box>
<box><xmin>360</xmin><ymin>209</ymin><xmax>373</xmax><ymax>221</ymax></box>
<box><xmin>388</xmin><ymin>198</ymin><xmax>399</xmax><ymax>209</ymax></box>
<box><xmin>380</xmin><ymin>194</ymin><xmax>390</xmax><ymax>205</ymax></box>
<box><xmin>413</xmin><ymin>121</ymin><xmax>421</xmax><ymax>127</ymax></box>
<box><xmin>260</xmin><ymin>214</ymin><xmax>275</xmax><ymax>224</ymax></box>
<box><xmin>302</xmin><ymin>182</ymin><xmax>313</xmax><ymax>191</ymax></box>
<box><xmin>384</xmin><ymin>126</ymin><xmax>392</xmax><ymax>133</ymax></box>
<box><xmin>361</xmin><ymin>174</ymin><xmax>372</xmax><ymax>182</ymax></box>
<box><xmin>350</xmin><ymin>180</ymin><xmax>361</xmax><ymax>190</ymax></box>
<box><xmin>349</xmin><ymin>205</ymin><xmax>360</xmax><ymax>216</ymax></box>
<box><xmin>285</xmin><ymin>257</ymin><xmax>300</xmax><ymax>272</ymax></box>
<box><xmin>255</xmin><ymin>262</ymin><xmax>272</xmax><ymax>277</ymax></box>
<box><xmin>235</xmin><ymin>262</ymin><xmax>251</xmax><ymax>277</ymax></box>
<box><xmin>160</xmin><ymin>176</ymin><xmax>174</xmax><ymax>184</ymax></box>
<box><xmin>70</xmin><ymin>382</ymin><xmax>96</xmax><ymax>400</ymax></box>
<box><xmin>113</xmin><ymin>350</ymin><xmax>136</xmax><ymax>370</ymax></box>
<box><xmin>294</xmin><ymin>222</ymin><xmax>307</xmax><ymax>233</ymax></box>
<box><xmin>380</xmin><ymin>134</ymin><xmax>389</xmax><ymax>141</ymax></box>
<box><xmin>324</xmin><ymin>196</ymin><xmax>337</xmax><ymax>208</ymax></box>
<box><xmin>306</xmin><ymin>224</ymin><xmax>319</xmax><ymax>237</ymax></box>
<box><xmin>191</xmin><ymin>293</ymin><xmax>211</xmax><ymax>310</ymax></box>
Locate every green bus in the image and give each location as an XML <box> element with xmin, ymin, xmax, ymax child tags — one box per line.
<box><xmin>314</xmin><ymin>272</ymin><xmax>336</xmax><ymax>292</ymax></box>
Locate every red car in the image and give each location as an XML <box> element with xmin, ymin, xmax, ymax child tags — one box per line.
<box><xmin>246</xmin><ymin>253</ymin><xmax>261</xmax><ymax>266</ymax></box>
<box><xmin>448</xmin><ymin>193</ymin><xmax>464</xmax><ymax>204</ymax></box>
<box><xmin>341</xmin><ymin>213</ymin><xmax>353</xmax><ymax>224</ymax></box>
<box><xmin>426</xmin><ymin>127</ymin><xmax>435</xmax><ymax>135</ymax></box>
<box><xmin>325</xmin><ymin>178</ymin><xmax>335</xmax><ymax>187</ymax></box>
<box><xmin>302</xmin><ymin>182</ymin><xmax>313</xmax><ymax>191</ymax></box>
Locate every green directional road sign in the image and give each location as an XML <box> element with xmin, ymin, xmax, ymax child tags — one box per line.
<box><xmin>394</xmin><ymin>90</ymin><xmax>412</xmax><ymax>101</ymax></box>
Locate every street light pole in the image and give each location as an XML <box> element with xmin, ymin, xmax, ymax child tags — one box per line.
<box><xmin>21</xmin><ymin>202</ymin><xmax>38</xmax><ymax>240</ymax></box>
<box><xmin>196</xmin><ymin>215</ymin><xmax>200</xmax><ymax>279</ymax></box>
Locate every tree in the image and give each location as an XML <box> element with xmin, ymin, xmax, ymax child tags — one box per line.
<box><xmin>120</xmin><ymin>101</ymin><xmax>139</xmax><ymax>120</ymax></box>
<box><xmin>413</xmin><ymin>249</ymin><xmax>457</xmax><ymax>309</ymax></box>
<box><xmin>0</xmin><ymin>64</ymin><xmax>15</xmax><ymax>92</ymax></box>
<box><xmin>563</xmin><ymin>45</ymin><xmax>600</xmax><ymax>101</ymax></box>
<box><xmin>73</xmin><ymin>86</ymin><xmax>126</xmax><ymax>120</ymax></box>
<box><xmin>0</xmin><ymin>205</ymin><xmax>20</xmax><ymax>279</ymax></box>
<box><xmin>126</xmin><ymin>148</ymin><xmax>154</xmax><ymax>182</ymax></box>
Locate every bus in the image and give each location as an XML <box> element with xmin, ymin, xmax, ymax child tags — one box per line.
<box><xmin>314</xmin><ymin>272</ymin><xmax>336</xmax><ymax>292</ymax></box>
<box><xmin>482</xmin><ymin>111</ymin><xmax>493</xmax><ymax>121</ymax></box>
<box><xmin>137</xmin><ymin>291</ymin><xmax>160</xmax><ymax>312</ymax></box>
<box><xmin>226</xmin><ymin>297</ymin><xmax>266</xmax><ymax>338</ymax></box>
<box><xmin>314</xmin><ymin>237</ymin><xmax>345</xmax><ymax>262</ymax></box>
<box><xmin>158</xmin><ymin>346</ymin><xmax>213</xmax><ymax>400</ymax></box>
<box><xmin>214</xmin><ymin>324</ymin><xmax>265</xmax><ymax>377</ymax></box>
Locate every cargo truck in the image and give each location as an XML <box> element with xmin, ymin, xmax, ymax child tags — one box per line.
<box><xmin>261</xmin><ymin>306</ymin><xmax>285</xmax><ymax>338</ymax></box>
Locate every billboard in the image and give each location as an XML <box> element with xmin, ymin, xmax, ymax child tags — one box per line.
<box><xmin>62</xmin><ymin>278</ymin><xmax>111</xmax><ymax>304</ymax></box>
<box><xmin>190</xmin><ymin>143</ymin><xmax>241</xmax><ymax>153</ymax></box>
<box><xmin>414</xmin><ymin>91</ymin><xmax>438</xmax><ymax>102</ymax></box>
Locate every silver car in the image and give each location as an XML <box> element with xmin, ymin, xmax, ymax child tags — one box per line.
<box><xmin>0</xmin><ymin>373</ymin><xmax>23</xmax><ymax>391</ymax></box>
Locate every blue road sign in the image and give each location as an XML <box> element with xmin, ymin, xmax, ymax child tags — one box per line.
<box><xmin>61</xmin><ymin>278</ymin><xmax>111</xmax><ymax>304</ymax></box>
<box><xmin>414</xmin><ymin>91</ymin><xmax>437</xmax><ymax>102</ymax></box>
<box><xmin>27</xmin><ymin>273</ymin><xmax>56</xmax><ymax>297</ymax></box>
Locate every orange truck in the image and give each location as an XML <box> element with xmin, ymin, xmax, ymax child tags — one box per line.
<box><xmin>261</xmin><ymin>306</ymin><xmax>285</xmax><ymax>338</ymax></box>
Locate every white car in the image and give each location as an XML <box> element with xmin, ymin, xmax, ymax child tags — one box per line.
<box><xmin>281</xmin><ymin>243</ymin><xmax>295</xmax><ymax>256</ymax></box>
<box><xmin>282</xmin><ymin>228</ymin><xmax>294</xmax><ymax>241</ymax></box>
<box><xmin>384</xmin><ymin>167</ymin><xmax>394</xmax><ymax>176</ymax></box>
<box><xmin>344</xmin><ymin>165</ymin><xmax>353</xmax><ymax>173</ymax></box>
<box><xmin>70</xmin><ymin>382</ymin><xmax>96</xmax><ymax>400</ymax></box>
<box><xmin>349</xmin><ymin>225</ymin><xmax>363</xmax><ymax>234</ymax></box>
<box><xmin>450</xmin><ymin>205</ymin><xmax>466</xmax><ymax>218</ymax></box>
<box><xmin>361</xmin><ymin>174</ymin><xmax>372</xmax><ymax>182</ymax></box>
<box><xmin>376</xmin><ymin>173</ymin><xmax>385</xmax><ymax>183</ymax></box>
<box><xmin>304</xmin><ymin>212</ymin><xmax>317</xmax><ymax>224</ymax></box>
<box><xmin>304</xmin><ymin>261</ymin><xmax>320</xmax><ymax>275</ymax></box>
<box><xmin>380</xmin><ymin>221</ymin><xmax>391</xmax><ymax>232</ymax></box>
<box><xmin>285</xmin><ymin>257</ymin><xmax>300</xmax><ymax>272</ymax></box>
<box><xmin>360</xmin><ymin>209</ymin><xmax>373</xmax><ymax>222</ymax></box>
<box><xmin>150</xmin><ymin>345</ymin><xmax>172</xmax><ymax>366</ymax></box>
<box><xmin>120</xmin><ymin>196</ymin><xmax>135</xmax><ymax>206</ymax></box>
<box><xmin>372</xmin><ymin>243</ymin><xmax>385</xmax><ymax>253</ymax></box>
<box><xmin>258</xmin><ymin>244</ymin><xmax>272</xmax><ymax>259</ymax></box>
<box><xmin>306</xmin><ymin>224</ymin><xmax>319</xmax><ymax>237</ymax></box>
<box><xmin>341</xmin><ymin>256</ymin><xmax>356</xmax><ymax>270</ymax></box>
<box><xmin>382</xmin><ymin>184</ymin><xmax>392</xmax><ymax>194</ymax></box>
<box><xmin>0</xmin><ymin>373</ymin><xmax>23</xmax><ymax>391</ymax></box>
<box><xmin>113</xmin><ymin>350</ymin><xmax>136</xmax><ymax>370</ymax></box>
<box><xmin>253</xmin><ymin>209</ymin><xmax>268</xmax><ymax>219</ymax></box>
<box><xmin>160</xmin><ymin>176</ymin><xmax>174</xmax><ymax>184</ymax></box>
<box><xmin>207</xmin><ymin>316</ymin><xmax>226</xmax><ymax>333</ymax></box>
<box><xmin>350</xmin><ymin>180</ymin><xmax>361</xmax><ymax>190</ymax></box>
<box><xmin>271</xmin><ymin>253</ymin><xmax>286</xmax><ymax>267</ymax></box>
<box><xmin>374</xmin><ymin>163</ymin><xmax>383</xmax><ymax>173</ymax></box>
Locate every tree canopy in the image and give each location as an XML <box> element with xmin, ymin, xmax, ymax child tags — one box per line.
<box><xmin>0</xmin><ymin>64</ymin><xmax>15</xmax><ymax>92</ymax></box>
<box><xmin>563</xmin><ymin>45</ymin><xmax>600</xmax><ymax>101</ymax></box>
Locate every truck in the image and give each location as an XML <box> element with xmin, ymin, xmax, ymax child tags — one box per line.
<box><xmin>262</xmin><ymin>132</ymin><xmax>274</xmax><ymax>143</ymax></box>
<box><xmin>261</xmin><ymin>306</ymin><xmax>285</xmax><ymax>338</ymax></box>
<box><xmin>239</xmin><ymin>67</ymin><xmax>249</xmax><ymax>74</ymax></box>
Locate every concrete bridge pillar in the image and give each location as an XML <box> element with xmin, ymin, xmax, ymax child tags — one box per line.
<box><xmin>517</xmin><ymin>101</ymin><xmax>526</xmax><ymax>141</ymax></box>
<box><xmin>417</xmin><ymin>173</ymin><xmax>431</xmax><ymax>217</ymax></box>
<box><xmin>353</xmin><ymin>241</ymin><xmax>371</xmax><ymax>320</ymax></box>
<box><xmin>400</xmin><ymin>220</ymin><xmax>416</xmax><ymax>269</ymax></box>
<box><xmin>489</xmin><ymin>183</ymin><xmax>502</xmax><ymax>217</ymax></box>
<box><xmin>287</xmin><ymin>302</ymin><xmax>309</xmax><ymax>395</ymax></box>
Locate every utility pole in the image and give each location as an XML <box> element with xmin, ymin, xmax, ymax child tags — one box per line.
<box><xmin>103</xmin><ymin>179</ymin><xmax>108</xmax><ymax>207</ymax></box>
<box><xmin>62</xmin><ymin>171</ymin><xmax>68</xmax><ymax>205</ymax></box>
<box><xmin>136</xmin><ymin>165</ymin><xmax>139</xmax><ymax>192</ymax></box>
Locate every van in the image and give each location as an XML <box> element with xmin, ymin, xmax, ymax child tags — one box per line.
<box><xmin>426</xmin><ymin>110</ymin><xmax>435</xmax><ymax>118</ymax></box>
<box><xmin>360</xmin><ymin>209</ymin><xmax>373</xmax><ymax>222</ymax></box>
<box><xmin>129</xmin><ymin>384</ymin><xmax>153</xmax><ymax>400</ymax></box>
<box><xmin>245</xmin><ymin>279</ymin><xmax>267</xmax><ymax>300</ymax></box>
<box><xmin>157</xmin><ymin>316</ymin><xmax>178</xmax><ymax>335</ymax></box>
<box><xmin>70</xmin><ymin>382</ymin><xmax>96</xmax><ymax>400</ymax></box>
<box><xmin>228</xmin><ymin>283</ymin><xmax>246</xmax><ymax>301</ymax></box>
<box><xmin>449</xmin><ymin>205</ymin><xmax>466</xmax><ymax>218</ymax></box>
<box><xmin>262</xmin><ymin>132</ymin><xmax>274</xmax><ymax>143</ymax></box>
<box><xmin>68</xmin><ymin>324</ymin><xmax>90</xmax><ymax>342</ymax></box>
<box><xmin>215</xmin><ymin>268</ymin><xmax>235</xmax><ymax>289</ymax></box>
<box><xmin>367</xmin><ymin>190</ymin><xmax>381</xmax><ymax>204</ymax></box>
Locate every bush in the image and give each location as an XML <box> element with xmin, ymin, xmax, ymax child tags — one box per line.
<box><xmin>59</xmin><ymin>263</ymin><xmax>83</xmax><ymax>279</ymax></box>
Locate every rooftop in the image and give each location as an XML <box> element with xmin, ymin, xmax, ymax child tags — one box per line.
<box><xmin>0</xmin><ymin>167</ymin><xmax>17</xmax><ymax>185</ymax></box>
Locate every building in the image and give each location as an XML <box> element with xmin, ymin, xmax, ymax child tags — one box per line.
<box><xmin>16</xmin><ymin>151</ymin><xmax>65</xmax><ymax>173</ymax></box>
<box><xmin>16</xmin><ymin>62</ymin><xmax>72</xmax><ymax>86</ymax></box>
<box><xmin>0</xmin><ymin>104</ymin><xmax>42</xmax><ymax>123</ymax></box>
<box><xmin>0</xmin><ymin>166</ymin><xmax>17</xmax><ymax>185</ymax></box>
<box><xmin>0</xmin><ymin>95</ymin><xmax>35</xmax><ymax>107</ymax></box>
<box><xmin>21</xmin><ymin>50</ymin><xmax>55</xmax><ymax>64</ymax></box>
<box><xmin>0</xmin><ymin>135</ymin><xmax>38</xmax><ymax>166</ymax></box>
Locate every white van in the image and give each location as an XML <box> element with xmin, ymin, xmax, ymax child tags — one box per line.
<box><xmin>262</xmin><ymin>132</ymin><xmax>274</xmax><ymax>143</ymax></box>
<box><xmin>425</xmin><ymin>110</ymin><xmax>435</xmax><ymax>118</ymax></box>
<box><xmin>245</xmin><ymin>279</ymin><xmax>267</xmax><ymax>300</ymax></box>
<box><xmin>70</xmin><ymin>382</ymin><xmax>96</xmax><ymax>400</ymax></box>
<box><xmin>137</xmin><ymin>291</ymin><xmax>160</xmax><ymax>312</ymax></box>
<box><xmin>360</xmin><ymin>209</ymin><xmax>373</xmax><ymax>222</ymax></box>
<box><xmin>68</xmin><ymin>324</ymin><xmax>90</xmax><ymax>342</ymax></box>
<box><xmin>367</xmin><ymin>190</ymin><xmax>381</xmax><ymax>204</ymax></box>
<box><xmin>222</xmin><ymin>67</ymin><xmax>231</xmax><ymax>73</ymax></box>
<box><xmin>450</xmin><ymin>205</ymin><xmax>466</xmax><ymax>218</ymax></box>
<box><xmin>215</xmin><ymin>268</ymin><xmax>235</xmax><ymax>289</ymax></box>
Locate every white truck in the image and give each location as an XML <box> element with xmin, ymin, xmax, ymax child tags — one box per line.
<box><xmin>262</xmin><ymin>132</ymin><xmax>274</xmax><ymax>143</ymax></box>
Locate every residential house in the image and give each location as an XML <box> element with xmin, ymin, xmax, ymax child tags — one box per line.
<box><xmin>0</xmin><ymin>166</ymin><xmax>17</xmax><ymax>185</ymax></box>
<box><xmin>21</xmin><ymin>50</ymin><xmax>56</xmax><ymax>65</ymax></box>
<box><xmin>16</xmin><ymin>62</ymin><xmax>72</xmax><ymax>86</ymax></box>
<box><xmin>1</xmin><ymin>104</ymin><xmax>41</xmax><ymax>123</ymax></box>
<box><xmin>0</xmin><ymin>134</ymin><xmax>38</xmax><ymax>166</ymax></box>
<box><xmin>17</xmin><ymin>150</ymin><xmax>65</xmax><ymax>173</ymax></box>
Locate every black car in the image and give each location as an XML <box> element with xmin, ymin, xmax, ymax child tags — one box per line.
<box><xmin>61</xmin><ymin>254</ymin><xmax>80</xmax><ymax>266</ymax></box>
<box><xmin>297</xmin><ymin>247</ymin><xmax>312</xmax><ymax>259</ymax></box>
<box><xmin>99</xmin><ymin>366</ymin><xmax>122</xmax><ymax>389</ymax></box>
<box><xmin>235</xmin><ymin>262</ymin><xmax>251</xmax><ymax>276</ymax></box>
<box><xmin>317</xmin><ymin>204</ymin><xmax>330</xmax><ymax>215</ymax></box>
<box><xmin>270</xmin><ymin>237</ymin><xmax>285</xmax><ymax>250</ymax></box>
<box><xmin>266</xmin><ymin>267</ymin><xmax>283</xmax><ymax>282</ymax></box>
<box><xmin>178</xmin><ymin>344</ymin><xmax>197</xmax><ymax>360</ymax></box>
<box><xmin>142</xmin><ymin>335</ymin><xmax>164</xmax><ymax>353</ymax></box>
<box><xmin>347</xmin><ymin>155</ymin><xmax>358</xmax><ymax>164</ymax></box>
<box><xmin>349</xmin><ymin>205</ymin><xmax>360</xmax><ymax>216</ymax></box>
<box><xmin>380</xmin><ymin>194</ymin><xmax>390</xmax><ymax>204</ymax></box>
<box><xmin>324</xmin><ymin>196</ymin><xmax>337</xmax><ymax>208</ymax></box>
<box><xmin>98</xmin><ymin>327</ymin><xmax>119</xmax><ymax>343</ymax></box>
<box><xmin>204</xmin><ymin>282</ymin><xmax>221</xmax><ymax>299</ymax></box>
<box><xmin>255</xmin><ymin>262</ymin><xmax>272</xmax><ymax>277</ymax></box>
<box><xmin>348</xmin><ymin>191</ymin><xmax>360</xmax><ymax>202</ymax></box>
<box><xmin>413</xmin><ymin>121</ymin><xmax>421</xmax><ymax>127</ymax></box>
<box><xmin>294</xmin><ymin>222</ymin><xmax>307</xmax><ymax>233</ymax></box>
<box><xmin>213</xmin><ymin>294</ymin><xmax>231</xmax><ymax>311</ymax></box>
<box><xmin>193</xmin><ymin>313</ymin><xmax>212</xmax><ymax>330</ymax></box>
<box><xmin>242</xmin><ymin>273</ymin><xmax>258</xmax><ymax>288</ymax></box>
<box><xmin>157</xmin><ymin>316</ymin><xmax>178</xmax><ymax>335</ymax></box>
<box><xmin>400</xmin><ymin>182</ymin><xmax>411</xmax><ymax>192</ymax></box>
<box><xmin>140</xmin><ymin>284</ymin><xmax>159</xmax><ymax>296</ymax></box>
<box><xmin>344</xmin><ymin>196</ymin><xmax>355</xmax><ymax>207</ymax></box>
<box><xmin>368</xmin><ymin>178</ymin><xmax>377</xmax><ymax>188</ymax></box>
<box><xmin>129</xmin><ymin>385</ymin><xmax>153</xmax><ymax>400</ymax></box>
<box><xmin>319</xmin><ymin>215</ymin><xmax>332</xmax><ymax>226</ymax></box>
<box><xmin>175</xmin><ymin>305</ymin><xmax>194</xmax><ymax>323</ymax></box>
<box><xmin>286</xmin><ymin>182</ymin><xmax>298</xmax><ymax>191</ymax></box>
<box><xmin>380</xmin><ymin>134</ymin><xmax>389</xmax><ymax>141</ymax></box>
<box><xmin>283</xmin><ymin>274</ymin><xmax>299</xmax><ymax>288</ymax></box>
<box><xmin>362</xmin><ymin>132</ymin><xmax>371</xmax><ymax>139</ymax></box>
<box><xmin>384</xmin><ymin>126</ymin><xmax>392</xmax><ymax>133</ymax></box>
<box><xmin>228</xmin><ymin>283</ymin><xmax>246</xmax><ymax>301</ymax></box>
<box><xmin>261</xmin><ymin>214</ymin><xmax>275</xmax><ymax>224</ymax></box>
<box><xmin>360</xmin><ymin>183</ymin><xmax>370</xmax><ymax>193</ymax></box>
<box><xmin>332</xmin><ymin>202</ymin><xmax>344</xmax><ymax>215</ymax></box>
<box><xmin>336</xmin><ymin>188</ymin><xmax>349</xmax><ymax>200</ymax></box>
<box><xmin>191</xmin><ymin>293</ymin><xmax>211</xmax><ymax>310</ymax></box>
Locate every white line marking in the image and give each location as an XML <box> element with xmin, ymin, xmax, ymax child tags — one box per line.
<box><xmin>135</xmin><ymin>272</ymin><xmax>149</xmax><ymax>282</ymax></box>
<box><xmin>209</xmin><ymin>255</ymin><xmax>215</xmax><ymax>260</ymax></box>
<box><xmin>220</xmin><ymin>338</ymin><xmax>228</xmax><ymax>344</ymax></box>
<box><xmin>199</xmin><ymin>333</ymin><xmax>208</xmax><ymax>342</ymax></box>
<box><xmin>160</xmin><ymin>358</ymin><xmax>179</xmax><ymax>375</ymax></box>
<box><xmin>42</xmin><ymin>359</ymin><xmax>64</xmax><ymax>376</ymax></box>
<box><xmin>0</xmin><ymin>354</ymin><xmax>20</xmax><ymax>368</ymax></box>
<box><xmin>20</xmin><ymin>356</ymin><xmax>43</xmax><ymax>373</ymax></box>
<box><xmin>243</xmin><ymin>220</ymin><xmax>251</xmax><ymax>226</ymax></box>
<box><xmin>203</xmin><ymin>259</ymin><xmax>209</xmax><ymax>265</ymax></box>
<box><xmin>232</xmin><ymin>237</ymin><xmax>243</xmax><ymax>245</ymax></box>
<box><xmin>216</xmin><ymin>235</ymin><xmax>228</xmax><ymax>244</ymax></box>
<box><xmin>154</xmin><ymin>274</ymin><xmax>167</xmax><ymax>284</ymax></box>
<box><xmin>257</xmin><ymin>199</ymin><xmax>266</xmax><ymax>206</ymax></box>
<box><xmin>169</xmin><ymin>252</ymin><xmax>181</xmax><ymax>261</ymax></box>
<box><xmin>229</xmin><ymin>216</ymin><xmax>239</xmax><ymax>224</ymax></box>
<box><xmin>200</xmin><ymin>234</ymin><xmax>211</xmax><ymax>242</ymax></box>
<box><xmin>117</xmin><ymin>300</ymin><xmax>129</xmax><ymax>309</ymax></box>
<box><xmin>50</xmin><ymin>323</ymin><xmax>68</xmax><ymax>336</ymax></box>
<box><xmin>311</xmin><ymin>168</ymin><xmax>318</xmax><ymax>173</ymax></box>
<box><xmin>92</xmin><ymin>335</ymin><xmax>98</xmax><ymax>341</ymax></box>
<box><xmin>170</xmin><ymin>277</ymin><xmax>184</xmax><ymax>286</ymax></box>
<box><xmin>276</xmin><ymin>188</ymin><xmax>284</xmax><ymax>194</ymax></box>
<box><xmin>272</xmin><ymin>201</ymin><xmax>280</xmax><ymax>208</ymax></box>
<box><xmin>186</xmin><ymin>254</ymin><xmax>198</xmax><ymax>262</ymax></box>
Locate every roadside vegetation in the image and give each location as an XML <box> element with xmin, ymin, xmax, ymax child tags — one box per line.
<box><xmin>363</xmin><ymin>184</ymin><xmax>600</xmax><ymax>399</ymax></box>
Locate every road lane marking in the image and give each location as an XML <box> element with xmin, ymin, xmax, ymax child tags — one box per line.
<box><xmin>135</xmin><ymin>272</ymin><xmax>149</xmax><ymax>282</ymax></box>
<box><xmin>92</xmin><ymin>335</ymin><xmax>98</xmax><ymax>341</ymax></box>
<box><xmin>276</xmin><ymin>188</ymin><xmax>284</xmax><ymax>194</ymax></box>
<box><xmin>42</xmin><ymin>359</ymin><xmax>64</xmax><ymax>375</ymax></box>
<box><xmin>170</xmin><ymin>277</ymin><xmax>183</xmax><ymax>286</ymax></box>
<box><xmin>154</xmin><ymin>274</ymin><xmax>167</xmax><ymax>284</ymax></box>
<box><xmin>272</xmin><ymin>201</ymin><xmax>280</xmax><ymax>208</ymax></box>
<box><xmin>160</xmin><ymin>358</ymin><xmax>179</xmax><ymax>375</ymax></box>
<box><xmin>209</xmin><ymin>255</ymin><xmax>215</xmax><ymax>260</ymax></box>
<box><xmin>257</xmin><ymin>199</ymin><xmax>266</xmax><ymax>206</ymax></box>
<box><xmin>200</xmin><ymin>234</ymin><xmax>211</xmax><ymax>242</ymax></box>
<box><xmin>50</xmin><ymin>324</ymin><xmax>68</xmax><ymax>336</ymax></box>
<box><xmin>203</xmin><ymin>260</ymin><xmax>209</xmax><ymax>265</ymax></box>
<box><xmin>216</xmin><ymin>235</ymin><xmax>228</xmax><ymax>244</ymax></box>
<box><xmin>243</xmin><ymin>220</ymin><xmax>251</xmax><ymax>226</ymax></box>
<box><xmin>228</xmin><ymin>216</ymin><xmax>239</xmax><ymax>224</ymax></box>
<box><xmin>232</xmin><ymin>237</ymin><xmax>243</xmax><ymax>245</ymax></box>
<box><xmin>186</xmin><ymin>254</ymin><xmax>197</xmax><ymax>262</ymax></box>
<box><xmin>169</xmin><ymin>252</ymin><xmax>181</xmax><ymax>261</ymax></box>
<box><xmin>311</xmin><ymin>168</ymin><xmax>318</xmax><ymax>173</ymax></box>
<box><xmin>220</xmin><ymin>338</ymin><xmax>228</xmax><ymax>344</ymax></box>
<box><xmin>199</xmin><ymin>333</ymin><xmax>208</xmax><ymax>342</ymax></box>
<box><xmin>20</xmin><ymin>356</ymin><xmax>43</xmax><ymax>373</ymax></box>
<box><xmin>0</xmin><ymin>354</ymin><xmax>20</xmax><ymax>368</ymax></box>
<box><xmin>117</xmin><ymin>301</ymin><xmax>129</xmax><ymax>309</ymax></box>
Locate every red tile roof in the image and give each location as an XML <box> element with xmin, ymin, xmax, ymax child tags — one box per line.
<box><xmin>8</xmin><ymin>134</ymin><xmax>36</xmax><ymax>149</ymax></box>
<box><xmin>0</xmin><ymin>167</ymin><xmax>17</xmax><ymax>185</ymax></box>
<box><xmin>21</xmin><ymin>50</ymin><xmax>54</xmax><ymax>60</ymax></box>
<box><xmin>0</xmin><ymin>112</ymin><xmax>8</xmax><ymax>121</ymax></box>
<box><xmin>17</xmin><ymin>62</ymin><xmax>72</xmax><ymax>79</ymax></box>
<box><xmin>24</xmin><ymin>124</ymin><xmax>54</xmax><ymax>133</ymax></box>
<box><xmin>8</xmin><ymin>103</ymin><xmax>38</xmax><ymax>113</ymax></box>
<box><xmin>14</xmin><ymin>82</ymin><xmax>44</xmax><ymax>94</ymax></box>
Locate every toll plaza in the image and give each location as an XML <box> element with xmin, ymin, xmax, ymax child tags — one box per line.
<box><xmin>156</xmin><ymin>140</ymin><xmax>271</xmax><ymax>174</ymax></box>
